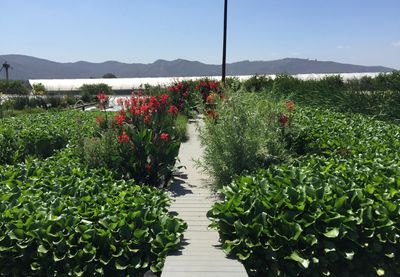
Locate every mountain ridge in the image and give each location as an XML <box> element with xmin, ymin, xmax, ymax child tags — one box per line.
<box><xmin>0</xmin><ymin>54</ymin><xmax>395</xmax><ymax>80</ymax></box>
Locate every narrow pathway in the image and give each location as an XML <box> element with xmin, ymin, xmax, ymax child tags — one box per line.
<box><xmin>161</xmin><ymin>120</ymin><xmax>247</xmax><ymax>277</ymax></box>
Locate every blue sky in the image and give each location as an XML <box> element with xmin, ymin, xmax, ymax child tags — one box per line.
<box><xmin>1</xmin><ymin>0</ymin><xmax>400</xmax><ymax>68</ymax></box>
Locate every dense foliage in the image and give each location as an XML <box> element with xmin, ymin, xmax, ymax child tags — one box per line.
<box><xmin>224</xmin><ymin>72</ymin><xmax>400</xmax><ymax>120</ymax></box>
<box><xmin>199</xmin><ymin>91</ymin><xmax>293</xmax><ymax>186</ymax></box>
<box><xmin>0</xmin><ymin>80</ymin><xmax>29</xmax><ymax>95</ymax></box>
<box><xmin>208</xmin><ymin>107</ymin><xmax>400</xmax><ymax>276</ymax></box>
<box><xmin>79</xmin><ymin>83</ymin><xmax>113</xmax><ymax>103</ymax></box>
<box><xmin>0</xmin><ymin>151</ymin><xmax>186</xmax><ymax>276</ymax></box>
<box><xmin>0</xmin><ymin>111</ymin><xmax>97</xmax><ymax>164</ymax></box>
<box><xmin>83</xmin><ymin>93</ymin><xmax>182</xmax><ymax>187</ymax></box>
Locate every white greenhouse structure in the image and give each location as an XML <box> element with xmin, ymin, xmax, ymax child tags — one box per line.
<box><xmin>29</xmin><ymin>72</ymin><xmax>384</xmax><ymax>93</ymax></box>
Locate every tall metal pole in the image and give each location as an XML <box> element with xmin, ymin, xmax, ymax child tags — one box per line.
<box><xmin>222</xmin><ymin>0</ymin><xmax>228</xmax><ymax>84</ymax></box>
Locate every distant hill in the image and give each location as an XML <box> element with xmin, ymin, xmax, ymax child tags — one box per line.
<box><xmin>0</xmin><ymin>54</ymin><xmax>395</xmax><ymax>80</ymax></box>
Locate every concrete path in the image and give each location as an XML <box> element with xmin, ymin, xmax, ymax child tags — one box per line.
<box><xmin>161</xmin><ymin>120</ymin><xmax>247</xmax><ymax>277</ymax></box>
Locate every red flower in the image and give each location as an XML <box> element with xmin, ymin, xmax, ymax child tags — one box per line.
<box><xmin>149</xmin><ymin>96</ymin><xmax>160</xmax><ymax>110</ymax></box>
<box><xmin>115</xmin><ymin>115</ymin><xmax>125</xmax><ymax>126</ymax></box>
<box><xmin>160</xmin><ymin>133</ymin><xmax>169</xmax><ymax>141</ymax></box>
<box><xmin>206</xmin><ymin>94</ymin><xmax>215</xmax><ymax>104</ymax></box>
<box><xmin>143</xmin><ymin>115</ymin><xmax>151</xmax><ymax>124</ymax></box>
<box><xmin>129</xmin><ymin>106</ymin><xmax>140</xmax><ymax>116</ymax></box>
<box><xmin>95</xmin><ymin>116</ymin><xmax>103</xmax><ymax>125</ymax></box>
<box><xmin>286</xmin><ymin>100</ymin><xmax>295</xmax><ymax>112</ymax></box>
<box><xmin>97</xmin><ymin>91</ymin><xmax>108</xmax><ymax>104</ymax></box>
<box><xmin>279</xmin><ymin>113</ymin><xmax>289</xmax><ymax>127</ymax></box>
<box><xmin>182</xmin><ymin>92</ymin><xmax>188</xmax><ymax>98</ymax></box>
<box><xmin>118</xmin><ymin>131</ymin><xmax>130</xmax><ymax>143</ymax></box>
<box><xmin>167</xmin><ymin>86</ymin><xmax>174</xmax><ymax>92</ymax></box>
<box><xmin>160</xmin><ymin>93</ymin><xmax>169</xmax><ymax>104</ymax></box>
<box><xmin>140</xmin><ymin>104</ymin><xmax>149</xmax><ymax>114</ymax></box>
<box><xmin>167</xmin><ymin>105</ymin><xmax>179</xmax><ymax>115</ymax></box>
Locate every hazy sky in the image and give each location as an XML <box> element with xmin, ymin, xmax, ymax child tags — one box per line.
<box><xmin>1</xmin><ymin>0</ymin><xmax>400</xmax><ymax>69</ymax></box>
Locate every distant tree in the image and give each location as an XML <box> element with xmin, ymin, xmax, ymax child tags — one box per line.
<box><xmin>102</xmin><ymin>73</ymin><xmax>117</xmax><ymax>78</ymax></box>
<box><xmin>32</xmin><ymin>83</ymin><xmax>47</xmax><ymax>96</ymax></box>
<box><xmin>79</xmin><ymin>83</ymin><xmax>113</xmax><ymax>103</ymax></box>
<box><xmin>0</xmin><ymin>80</ymin><xmax>29</xmax><ymax>95</ymax></box>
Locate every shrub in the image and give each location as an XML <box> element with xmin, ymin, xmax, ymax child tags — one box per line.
<box><xmin>0</xmin><ymin>80</ymin><xmax>29</xmax><ymax>95</ymax></box>
<box><xmin>174</xmin><ymin>114</ymin><xmax>188</xmax><ymax>142</ymax></box>
<box><xmin>208</xmin><ymin>108</ymin><xmax>400</xmax><ymax>276</ymax></box>
<box><xmin>0</xmin><ymin>111</ymin><xmax>97</xmax><ymax>164</ymax></box>
<box><xmin>209</xmin><ymin>158</ymin><xmax>400</xmax><ymax>276</ymax></box>
<box><xmin>32</xmin><ymin>83</ymin><xmax>47</xmax><ymax>96</ymax></box>
<box><xmin>12</xmin><ymin>96</ymin><xmax>29</xmax><ymax>110</ymax></box>
<box><xmin>199</xmin><ymin>91</ymin><xmax>292</xmax><ymax>186</ymax></box>
<box><xmin>79</xmin><ymin>83</ymin><xmax>112</xmax><ymax>103</ymax></box>
<box><xmin>242</xmin><ymin>75</ymin><xmax>274</xmax><ymax>92</ymax></box>
<box><xmin>0</xmin><ymin>151</ymin><xmax>186</xmax><ymax>276</ymax></box>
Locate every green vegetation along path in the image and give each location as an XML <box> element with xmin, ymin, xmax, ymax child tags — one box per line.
<box><xmin>161</xmin><ymin>120</ymin><xmax>247</xmax><ymax>277</ymax></box>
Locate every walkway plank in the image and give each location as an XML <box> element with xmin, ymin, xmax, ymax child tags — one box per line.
<box><xmin>161</xmin><ymin>121</ymin><xmax>247</xmax><ymax>277</ymax></box>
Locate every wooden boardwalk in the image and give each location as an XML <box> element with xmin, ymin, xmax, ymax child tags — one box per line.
<box><xmin>161</xmin><ymin>120</ymin><xmax>247</xmax><ymax>277</ymax></box>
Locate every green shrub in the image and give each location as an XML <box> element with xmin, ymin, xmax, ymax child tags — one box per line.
<box><xmin>175</xmin><ymin>114</ymin><xmax>188</xmax><ymax>142</ymax></box>
<box><xmin>0</xmin><ymin>111</ymin><xmax>97</xmax><ymax>164</ymax></box>
<box><xmin>208</xmin><ymin>108</ymin><xmax>400</xmax><ymax>276</ymax></box>
<box><xmin>79</xmin><ymin>83</ymin><xmax>113</xmax><ymax>103</ymax></box>
<box><xmin>209</xmin><ymin>159</ymin><xmax>400</xmax><ymax>276</ymax></box>
<box><xmin>0</xmin><ymin>80</ymin><xmax>29</xmax><ymax>95</ymax></box>
<box><xmin>12</xmin><ymin>96</ymin><xmax>29</xmax><ymax>110</ymax></box>
<box><xmin>82</xmin><ymin>128</ymin><xmax>123</xmax><ymax>171</ymax></box>
<box><xmin>0</xmin><ymin>151</ymin><xmax>186</xmax><ymax>276</ymax></box>
<box><xmin>243</xmin><ymin>75</ymin><xmax>274</xmax><ymax>92</ymax></box>
<box><xmin>199</xmin><ymin>91</ymin><xmax>292</xmax><ymax>186</ymax></box>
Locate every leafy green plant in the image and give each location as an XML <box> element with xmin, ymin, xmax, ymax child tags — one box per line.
<box><xmin>0</xmin><ymin>80</ymin><xmax>29</xmax><ymax>95</ymax></box>
<box><xmin>208</xmin><ymin>107</ymin><xmax>400</xmax><ymax>276</ymax></box>
<box><xmin>0</xmin><ymin>151</ymin><xmax>186</xmax><ymax>276</ymax></box>
<box><xmin>79</xmin><ymin>83</ymin><xmax>112</xmax><ymax>103</ymax></box>
<box><xmin>174</xmin><ymin>114</ymin><xmax>188</xmax><ymax>142</ymax></box>
<box><xmin>199</xmin><ymin>91</ymin><xmax>292</xmax><ymax>186</ymax></box>
<box><xmin>0</xmin><ymin>110</ymin><xmax>97</xmax><ymax>164</ymax></box>
<box><xmin>242</xmin><ymin>75</ymin><xmax>274</xmax><ymax>92</ymax></box>
<box><xmin>83</xmin><ymin>93</ymin><xmax>181</xmax><ymax>187</ymax></box>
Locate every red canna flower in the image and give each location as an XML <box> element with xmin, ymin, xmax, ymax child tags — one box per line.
<box><xmin>143</xmin><ymin>115</ymin><xmax>151</xmax><ymax>124</ymax></box>
<box><xmin>167</xmin><ymin>105</ymin><xmax>179</xmax><ymax>115</ymax></box>
<box><xmin>279</xmin><ymin>113</ymin><xmax>289</xmax><ymax>127</ymax></box>
<box><xmin>160</xmin><ymin>93</ymin><xmax>169</xmax><ymax>104</ymax></box>
<box><xmin>97</xmin><ymin>91</ymin><xmax>108</xmax><ymax>104</ymax></box>
<box><xmin>160</xmin><ymin>133</ymin><xmax>169</xmax><ymax>141</ymax></box>
<box><xmin>118</xmin><ymin>131</ymin><xmax>130</xmax><ymax>143</ymax></box>
<box><xmin>286</xmin><ymin>100</ymin><xmax>295</xmax><ymax>111</ymax></box>
<box><xmin>115</xmin><ymin>115</ymin><xmax>125</xmax><ymax>126</ymax></box>
<box><xmin>140</xmin><ymin>104</ymin><xmax>149</xmax><ymax>114</ymax></box>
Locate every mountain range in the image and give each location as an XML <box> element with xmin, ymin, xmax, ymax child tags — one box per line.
<box><xmin>0</xmin><ymin>54</ymin><xmax>395</xmax><ymax>80</ymax></box>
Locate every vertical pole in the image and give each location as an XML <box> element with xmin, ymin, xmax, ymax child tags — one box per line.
<box><xmin>222</xmin><ymin>0</ymin><xmax>228</xmax><ymax>84</ymax></box>
<box><xmin>5</xmin><ymin>67</ymin><xmax>9</xmax><ymax>81</ymax></box>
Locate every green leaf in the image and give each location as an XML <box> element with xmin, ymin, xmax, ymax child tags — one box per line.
<box><xmin>324</xmin><ymin>228</ymin><xmax>339</xmax><ymax>238</ymax></box>
<box><xmin>37</xmin><ymin>244</ymin><xmax>49</xmax><ymax>254</ymax></box>
<box><xmin>286</xmin><ymin>251</ymin><xmax>310</xmax><ymax>269</ymax></box>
